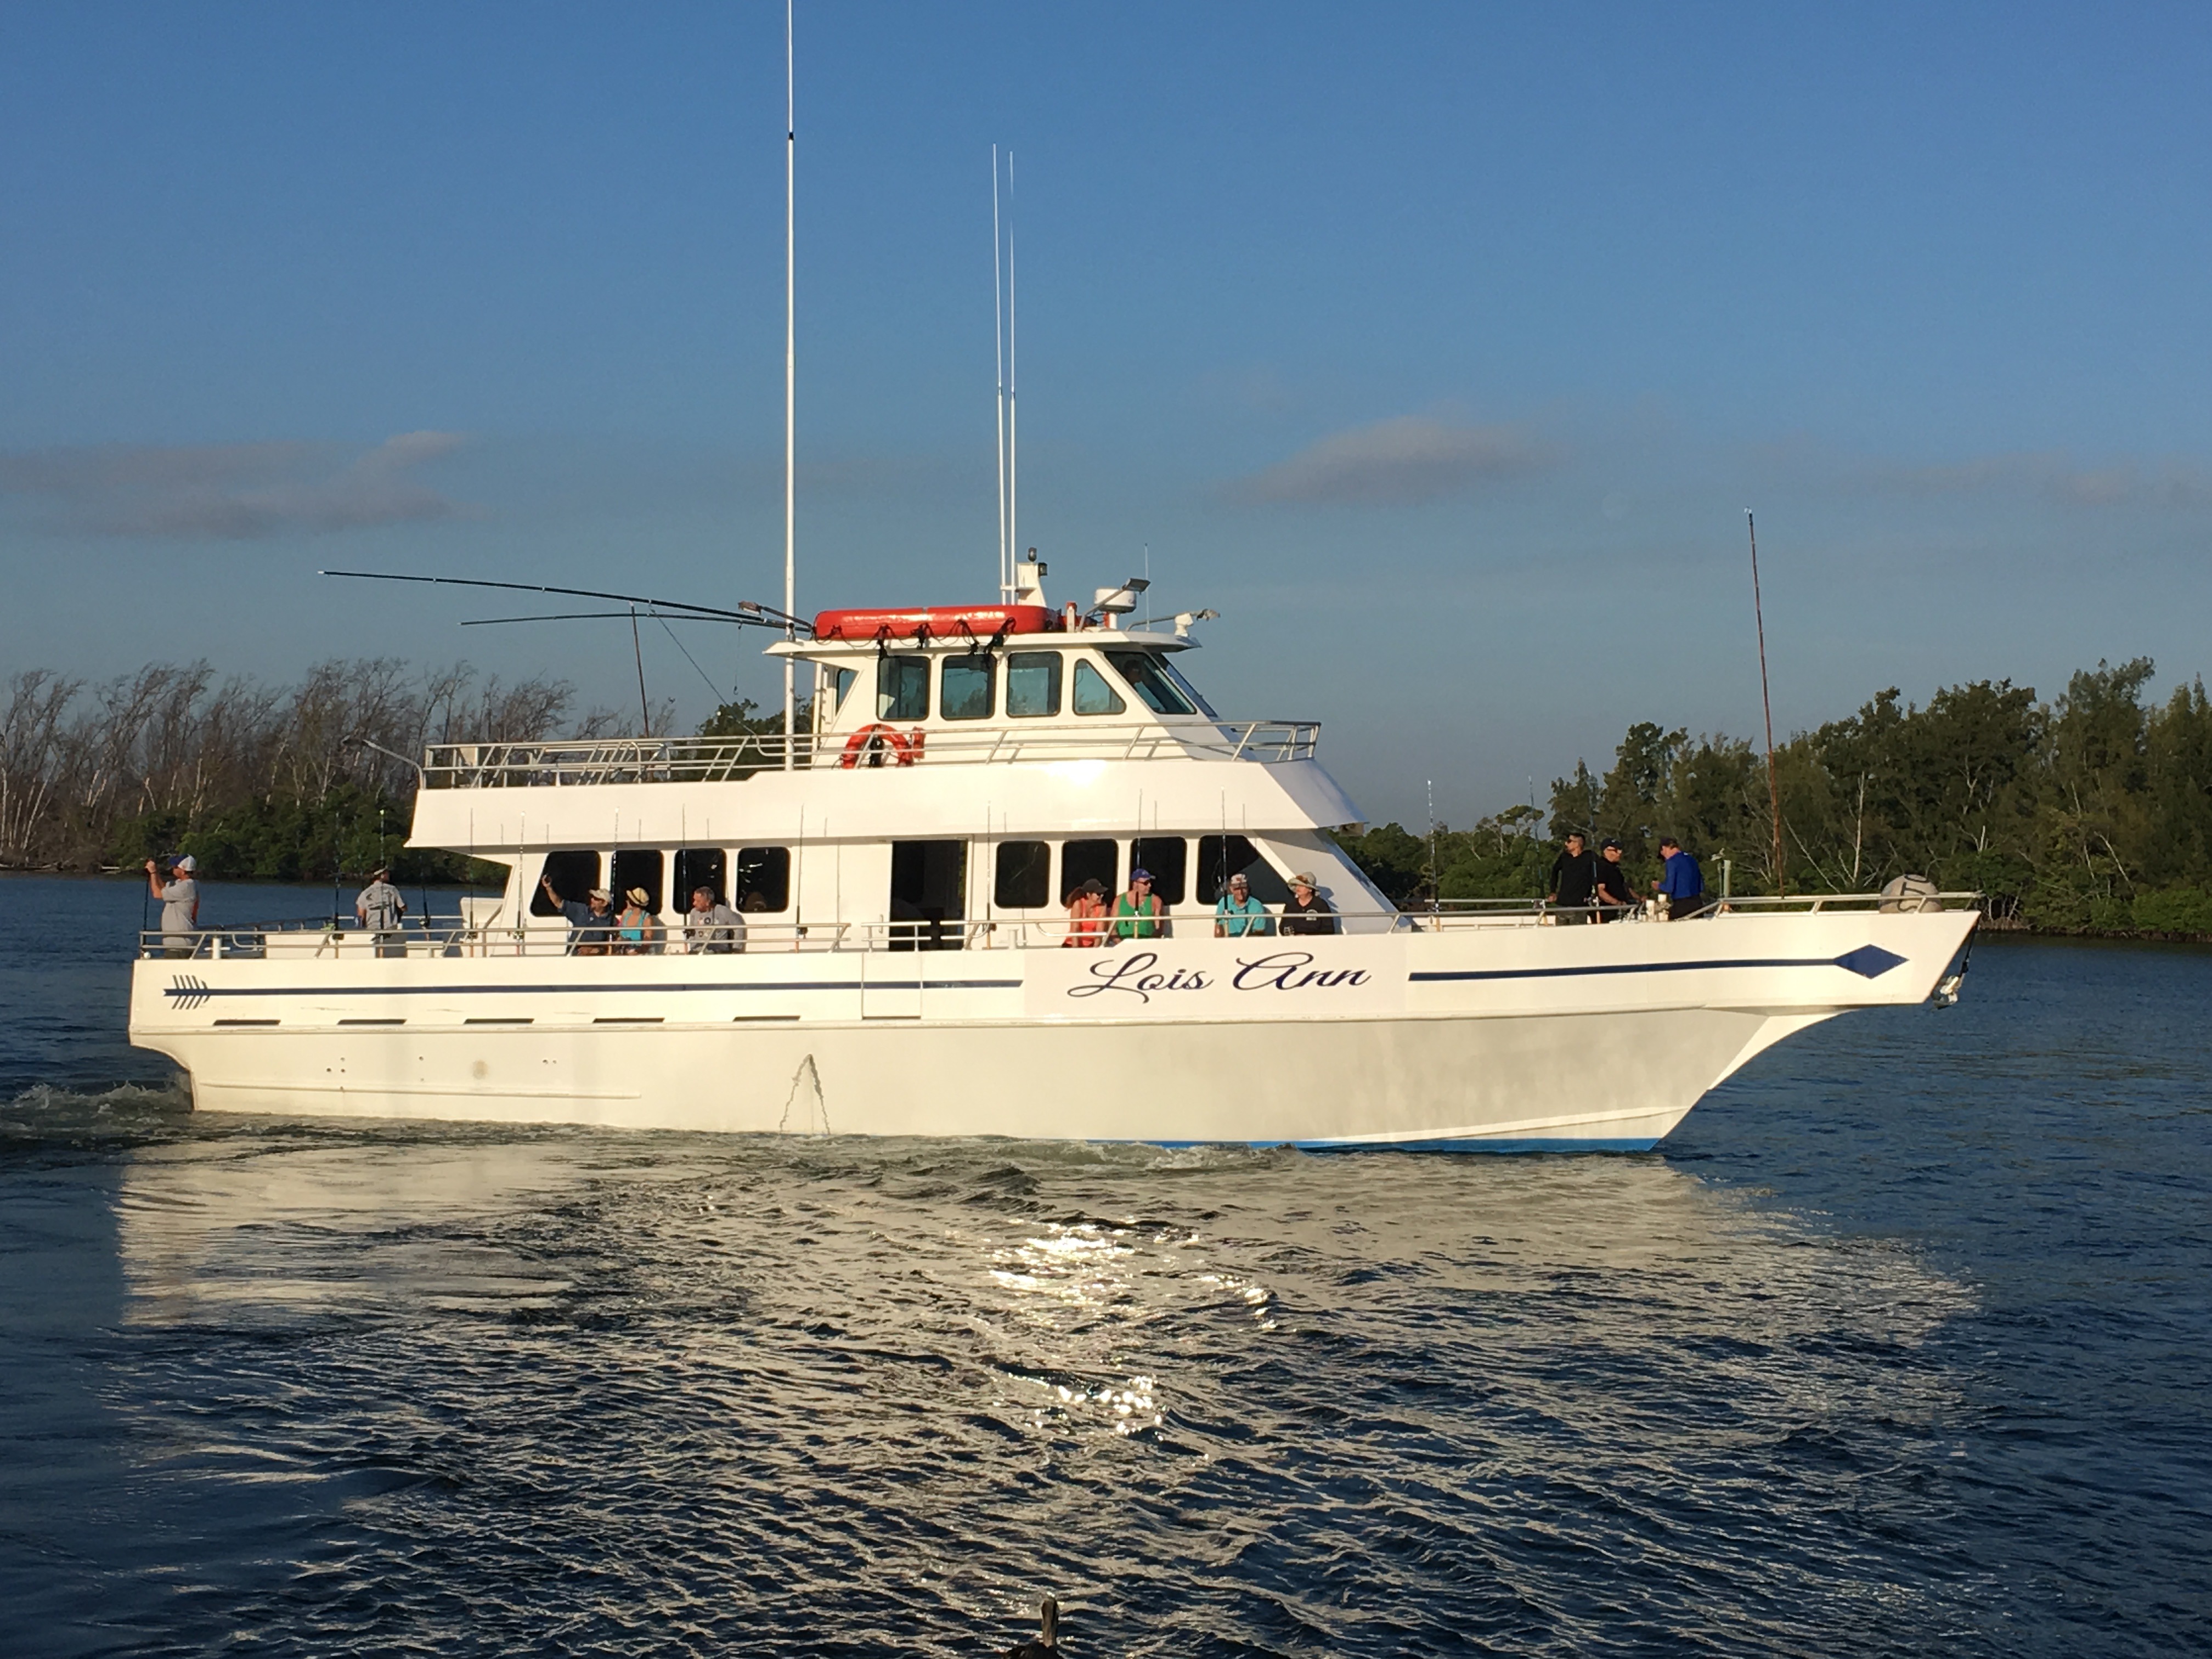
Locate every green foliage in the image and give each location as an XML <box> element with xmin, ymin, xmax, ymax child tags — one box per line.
<box><xmin>108</xmin><ymin>785</ymin><xmax>501</xmax><ymax>884</ymax></box>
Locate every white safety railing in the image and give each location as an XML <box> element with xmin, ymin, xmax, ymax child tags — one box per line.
<box><xmin>136</xmin><ymin>891</ymin><xmax>1980</xmax><ymax>961</ymax></box>
<box><xmin>420</xmin><ymin>720</ymin><xmax>1321</xmax><ymax>788</ymax></box>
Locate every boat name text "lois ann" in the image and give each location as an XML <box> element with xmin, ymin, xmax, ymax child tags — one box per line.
<box><xmin>1067</xmin><ymin>950</ymin><xmax>1374</xmax><ymax>1003</ymax></box>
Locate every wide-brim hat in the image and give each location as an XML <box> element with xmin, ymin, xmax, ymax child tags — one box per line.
<box><xmin>625</xmin><ymin>887</ymin><xmax>652</xmax><ymax>906</ymax></box>
<box><xmin>1291</xmin><ymin>872</ymin><xmax>1318</xmax><ymax>888</ymax></box>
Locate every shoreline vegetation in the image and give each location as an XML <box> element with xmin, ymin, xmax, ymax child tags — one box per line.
<box><xmin>5</xmin><ymin>657</ymin><xmax>2209</xmax><ymax>944</ymax></box>
<box><xmin>1336</xmin><ymin>657</ymin><xmax>2212</xmax><ymax>944</ymax></box>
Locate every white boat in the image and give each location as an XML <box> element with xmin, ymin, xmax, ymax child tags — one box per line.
<box><xmin>127</xmin><ymin>560</ymin><xmax>1977</xmax><ymax>1150</ymax></box>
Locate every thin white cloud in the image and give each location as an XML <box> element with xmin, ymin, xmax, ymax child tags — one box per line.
<box><xmin>0</xmin><ymin>431</ymin><xmax>473</xmax><ymax>539</ymax></box>
<box><xmin>1225</xmin><ymin>415</ymin><xmax>1555</xmax><ymax>506</ymax></box>
<box><xmin>1865</xmin><ymin>449</ymin><xmax>2211</xmax><ymax>510</ymax></box>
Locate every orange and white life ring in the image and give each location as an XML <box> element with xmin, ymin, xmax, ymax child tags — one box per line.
<box><xmin>839</xmin><ymin>723</ymin><xmax>920</xmax><ymax>768</ymax></box>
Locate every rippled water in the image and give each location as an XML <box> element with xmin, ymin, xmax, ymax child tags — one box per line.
<box><xmin>3</xmin><ymin>874</ymin><xmax>2208</xmax><ymax>1656</ymax></box>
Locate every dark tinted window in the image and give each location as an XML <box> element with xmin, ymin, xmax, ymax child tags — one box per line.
<box><xmin>1130</xmin><ymin>837</ymin><xmax>1187</xmax><ymax>906</ymax></box>
<box><xmin>995</xmin><ymin>840</ymin><xmax>1051</xmax><ymax>909</ymax></box>
<box><xmin>878</xmin><ymin>655</ymin><xmax>929</xmax><ymax>721</ymax></box>
<box><xmin>942</xmin><ymin>655</ymin><xmax>994</xmax><ymax>720</ymax></box>
<box><xmin>611</xmin><ymin>848</ymin><xmax>664</xmax><ymax>914</ymax></box>
<box><xmin>890</xmin><ymin>839</ymin><xmax>966</xmax><ymax>951</ymax></box>
<box><xmin>1062</xmin><ymin>838</ymin><xmax>1117</xmax><ymax>902</ymax></box>
<box><xmin>1005</xmin><ymin>651</ymin><xmax>1062</xmax><ymax>718</ymax></box>
<box><xmin>675</xmin><ymin>848</ymin><xmax>727</xmax><ymax>907</ymax></box>
<box><xmin>736</xmin><ymin>847</ymin><xmax>790</xmax><ymax>912</ymax></box>
<box><xmin>1197</xmin><ymin>835</ymin><xmax>1290</xmax><ymax>905</ymax></box>
<box><xmin>532</xmin><ymin>850</ymin><xmax>601</xmax><ymax>916</ymax></box>
<box><xmin>1104</xmin><ymin>650</ymin><xmax>1197</xmax><ymax>716</ymax></box>
<box><xmin>1071</xmin><ymin>661</ymin><xmax>1124</xmax><ymax>716</ymax></box>
<box><xmin>827</xmin><ymin>667</ymin><xmax>856</xmax><ymax>713</ymax></box>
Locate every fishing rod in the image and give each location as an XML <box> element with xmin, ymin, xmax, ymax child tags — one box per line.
<box><xmin>1746</xmin><ymin>510</ymin><xmax>1784</xmax><ymax>898</ymax></box>
<box><xmin>320</xmin><ymin>570</ymin><xmax>810</xmax><ymax>635</ymax></box>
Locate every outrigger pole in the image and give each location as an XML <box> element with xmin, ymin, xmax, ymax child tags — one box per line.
<box><xmin>1746</xmin><ymin>510</ymin><xmax>1784</xmax><ymax>897</ymax></box>
<box><xmin>782</xmin><ymin>0</ymin><xmax>797</xmax><ymax>770</ymax></box>
<box><xmin>320</xmin><ymin>571</ymin><xmax>806</xmax><ymax>633</ymax></box>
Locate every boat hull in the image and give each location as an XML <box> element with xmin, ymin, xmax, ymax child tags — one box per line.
<box><xmin>129</xmin><ymin>911</ymin><xmax>1974</xmax><ymax>1150</ymax></box>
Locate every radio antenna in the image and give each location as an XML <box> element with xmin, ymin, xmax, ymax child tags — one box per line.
<box><xmin>781</xmin><ymin>0</ymin><xmax>797</xmax><ymax>769</ymax></box>
<box><xmin>1747</xmin><ymin>509</ymin><xmax>1783</xmax><ymax>896</ymax></box>
<box><xmin>992</xmin><ymin>145</ymin><xmax>1009</xmax><ymax>601</ymax></box>
<box><xmin>1005</xmin><ymin>149</ymin><xmax>1018</xmax><ymax>586</ymax></box>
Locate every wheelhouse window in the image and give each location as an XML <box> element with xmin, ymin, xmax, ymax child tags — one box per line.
<box><xmin>1159</xmin><ymin>658</ymin><xmax>1219</xmax><ymax>718</ymax></box>
<box><xmin>1071</xmin><ymin>660</ymin><xmax>1125</xmax><ymax>716</ymax></box>
<box><xmin>736</xmin><ymin>847</ymin><xmax>790</xmax><ymax>912</ymax></box>
<box><xmin>995</xmin><ymin>840</ymin><xmax>1051</xmax><ymax>909</ymax></box>
<box><xmin>1197</xmin><ymin>835</ymin><xmax>1290</xmax><ymax>905</ymax></box>
<box><xmin>878</xmin><ymin>655</ymin><xmax>929</xmax><ymax>721</ymax></box>
<box><xmin>1005</xmin><ymin>651</ymin><xmax>1062</xmax><ymax>718</ymax></box>
<box><xmin>1130</xmin><ymin>837</ymin><xmax>1188</xmax><ymax>906</ymax></box>
<box><xmin>941</xmin><ymin>655</ymin><xmax>995</xmax><ymax>720</ymax></box>
<box><xmin>531</xmin><ymin>850</ymin><xmax>601</xmax><ymax>916</ymax></box>
<box><xmin>1104</xmin><ymin>651</ymin><xmax>1197</xmax><ymax>716</ymax></box>
<box><xmin>1062</xmin><ymin>838</ymin><xmax>1118</xmax><ymax>900</ymax></box>
<box><xmin>675</xmin><ymin>848</ymin><xmax>727</xmax><ymax>906</ymax></box>
<box><xmin>824</xmin><ymin>667</ymin><xmax>857</xmax><ymax>714</ymax></box>
<box><xmin>611</xmin><ymin>849</ymin><xmax>664</xmax><ymax>914</ymax></box>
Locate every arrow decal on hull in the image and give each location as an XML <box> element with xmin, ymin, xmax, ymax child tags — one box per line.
<box><xmin>1410</xmin><ymin>946</ymin><xmax>1911</xmax><ymax>985</ymax></box>
<box><xmin>166</xmin><ymin>975</ymin><xmax>211</xmax><ymax>1009</ymax></box>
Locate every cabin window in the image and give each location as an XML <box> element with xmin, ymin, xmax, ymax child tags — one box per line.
<box><xmin>826</xmin><ymin>667</ymin><xmax>857</xmax><ymax>713</ymax></box>
<box><xmin>736</xmin><ymin>847</ymin><xmax>791</xmax><ymax>912</ymax></box>
<box><xmin>1197</xmin><ymin>835</ymin><xmax>1291</xmax><ymax>905</ymax></box>
<box><xmin>890</xmin><ymin>839</ymin><xmax>966</xmax><ymax>951</ymax></box>
<box><xmin>941</xmin><ymin>655</ymin><xmax>995</xmax><ymax>720</ymax></box>
<box><xmin>611</xmin><ymin>849</ymin><xmax>664</xmax><ymax>914</ymax></box>
<box><xmin>675</xmin><ymin>848</ymin><xmax>727</xmax><ymax>906</ymax></box>
<box><xmin>1071</xmin><ymin>660</ymin><xmax>1125</xmax><ymax>716</ymax></box>
<box><xmin>995</xmin><ymin>840</ymin><xmax>1051</xmax><ymax>909</ymax></box>
<box><xmin>1005</xmin><ymin>651</ymin><xmax>1062</xmax><ymax>718</ymax></box>
<box><xmin>1130</xmin><ymin>837</ymin><xmax>1188</xmax><ymax>906</ymax></box>
<box><xmin>1159</xmin><ymin>659</ymin><xmax>1220</xmax><ymax>718</ymax></box>
<box><xmin>1062</xmin><ymin>838</ymin><xmax>1118</xmax><ymax>901</ymax></box>
<box><xmin>878</xmin><ymin>655</ymin><xmax>929</xmax><ymax>721</ymax></box>
<box><xmin>531</xmin><ymin>850</ymin><xmax>602</xmax><ymax>916</ymax></box>
<box><xmin>1104</xmin><ymin>651</ymin><xmax>1197</xmax><ymax>716</ymax></box>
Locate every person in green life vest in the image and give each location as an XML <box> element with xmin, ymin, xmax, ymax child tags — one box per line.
<box><xmin>1212</xmin><ymin>871</ymin><xmax>1274</xmax><ymax>938</ymax></box>
<box><xmin>1112</xmin><ymin>868</ymin><xmax>1166</xmax><ymax>940</ymax></box>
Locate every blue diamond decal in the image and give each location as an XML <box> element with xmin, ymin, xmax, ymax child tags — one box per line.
<box><xmin>1835</xmin><ymin>945</ymin><xmax>1907</xmax><ymax>979</ymax></box>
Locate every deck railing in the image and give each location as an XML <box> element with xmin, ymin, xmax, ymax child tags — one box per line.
<box><xmin>420</xmin><ymin>721</ymin><xmax>1321</xmax><ymax>788</ymax></box>
<box><xmin>136</xmin><ymin>891</ymin><xmax>1980</xmax><ymax>961</ymax></box>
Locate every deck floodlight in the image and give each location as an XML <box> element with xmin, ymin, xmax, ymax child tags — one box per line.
<box><xmin>1172</xmin><ymin>608</ymin><xmax>1220</xmax><ymax>639</ymax></box>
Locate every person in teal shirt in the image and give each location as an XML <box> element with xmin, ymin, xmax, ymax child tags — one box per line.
<box><xmin>1212</xmin><ymin>872</ymin><xmax>1274</xmax><ymax>938</ymax></box>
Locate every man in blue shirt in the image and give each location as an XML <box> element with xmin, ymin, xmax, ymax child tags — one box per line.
<box><xmin>1653</xmin><ymin>837</ymin><xmax>1706</xmax><ymax>919</ymax></box>
<box><xmin>1213</xmin><ymin>872</ymin><xmax>1274</xmax><ymax>937</ymax></box>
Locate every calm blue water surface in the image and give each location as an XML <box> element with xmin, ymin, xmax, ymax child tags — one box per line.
<box><xmin>2</xmin><ymin>872</ymin><xmax>2207</xmax><ymax>1656</ymax></box>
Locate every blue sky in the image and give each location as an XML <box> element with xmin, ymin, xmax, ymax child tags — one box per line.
<box><xmin>3</xmin><ymin>2</ymin><xmax>2208</xmax><ymax>827</ymax></box>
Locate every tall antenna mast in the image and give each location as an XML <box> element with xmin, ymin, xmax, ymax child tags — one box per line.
<box><xmin>781</xmin><ymin>0</ymin><xmax>797</xmax><ymax>769</ymax></box>
<box><xmin>1005</xmin><ymin>150</ymin><xmax>1018</xmax><ymax>580</ymax></box>
<box><xmin>1747</xmin><ymin>509</ymin><xmax>1782</xmax><ymax>895</ymax></box>
<box><xmin>992</xmin><ymin>145</ymin><xmax>1008</xmax><ymax>601</ymax></box>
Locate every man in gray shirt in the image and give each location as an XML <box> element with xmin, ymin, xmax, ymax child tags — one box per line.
<box><xmin>145</xmin><ymin>855</ymin><xmax>199</xmax><ymax>957</ymax></box>
<box><xmin>356</xmin><ymin>866</ymin><xmax>408</xmax><ymax>957</ymax></box>
<box><xmin>681</xmin><ymin>885</ymin><xmax>747</xmax><ymax>954</ymax></box>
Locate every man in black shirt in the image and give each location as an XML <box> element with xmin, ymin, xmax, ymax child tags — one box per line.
<box><xmin>1547</xmin><ymin>832</ymin><xmax>1600</xmax><ymax>923</ymax></box>
<box><xmin>1593</xmin><ymin>838</ymin><xmax>1638</xmax><ymax>921</ymax></box>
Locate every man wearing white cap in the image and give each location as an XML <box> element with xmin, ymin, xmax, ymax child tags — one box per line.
<box><xmin>145</xmin><ymin>855</ymin><xmax>200</xmax><ymax>958</ymax></box>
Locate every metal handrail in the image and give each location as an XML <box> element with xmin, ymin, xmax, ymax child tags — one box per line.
<box><xmin>419</xmin><ymin>720</ymin><xmax>1321</xmax><ymax>788</ymax></box>
<box><xmin>134</xmin><ymin>892</ymin><xmax>1980</xmax><ymax>961</ymax></box>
